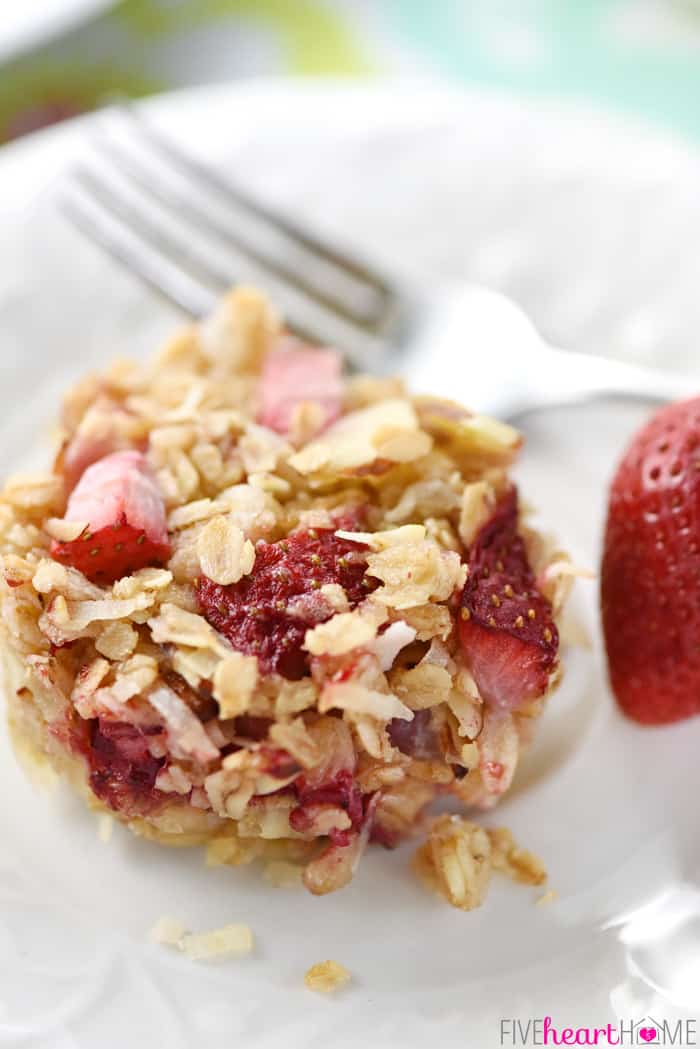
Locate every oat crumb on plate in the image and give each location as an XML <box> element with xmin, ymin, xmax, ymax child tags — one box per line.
<box><xmin>304</xmin><ymin>960</ymin><xmax>351</xmax><ymax>993</ymax></box>
<box><xmin>150</xmin><ymin>915</ymin><xmax>187</xmax><ymax>946</ymax></box>
<box><xmin>180</xmin><ymin>923</ymin><xmax>254</xmax><ymax>961</ymax></box>
<box><xmin>487</xmin><ymin>826</ymin><xmax>547</xmax><ymax>886</ymax></box>
<box><xmin>149</xmin><ymin>916</ymin><xmax>254</xmax><ymax>959</ymax></box>
<box><xmin>413</xmin><ymin>816</ymin><xmax>547</xmax><ymax>910</ymax></box>
<box><xmin>413</xmin><ymin>815</ymin><xmax>492</xmax><ymax>911</ymax></box>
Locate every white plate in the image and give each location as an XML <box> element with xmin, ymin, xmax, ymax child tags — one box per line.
<box><xmin>0</xmin><ymin>81</ymin><xmax>699</xmax><ymax>1048</ymax></box>
<box><xmin>0</xmin><ymin>0</ymin><xmax>114</xmax><ymax>63</ymax></box>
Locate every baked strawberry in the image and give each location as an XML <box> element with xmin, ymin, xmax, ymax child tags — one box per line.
<box><xmin>290</xmin><ymin>769</ymin><xmax>364</xmax><ymax>847</ymax></box>
<box><xmin>387</xmin><ymin>708</ymin><xmax>441</xmax><ymax>760</ymax></box>
<box><xmin>602</xmin><ymin>397</ymin><xmax>700</xmax><ymax>724</ymax></box>
<box><xmin>459</xmin><ymin>487</ymin><xmax>558</xmax><ymax>709</ymax></box>
<box><xmin>77</xmin><ymin>718</ymin><xmax>167</xmax><ymax>815</ymax></box>
<box><xmin>196</xmin><ymin>518</ymin><xmax>375</xmax><ymax>679</ymax></box>
<box><xmin>58</xmin><ymin>396</ymin><xmax>142</xmax><ymax>492</ymax></box>
<box><xmin>51</xmin><ymin>450</ymin><xmax>171</xmax><ymax>584</ymax></box>
<box><xmin>258</xmin><ymin>340</ymin><xmax>342</xmax><ymax>436</ymax></box>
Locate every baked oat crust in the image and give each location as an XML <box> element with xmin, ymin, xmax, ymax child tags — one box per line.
<box><xmin>0</xmin><ymin>286</ymin><xmax>573</xmax><ymax>906</ymax></box>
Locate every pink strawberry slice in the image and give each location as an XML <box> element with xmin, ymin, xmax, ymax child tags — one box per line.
<box><xmin>51</xmin><ymin>450</ymin><xmax>171</xmax><ymax>584</ymax></box>
<box><xmin>58</xmin><ymin>396</ymin><xmax>141</xmax><ymax>492</ymax></box>
<box><xmin>258</xmin><ymin>339</ymin><xmax>343</xmax><ymax>436</ymax></box>
<box><xmin>458</xmin><ymin>487</ymin><xmax>558</xmax><ymax>709</ymax></box>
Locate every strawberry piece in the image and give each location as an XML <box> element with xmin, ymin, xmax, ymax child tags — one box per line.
<box><xmin>290</xmin><ymin>769</ymin><xmax>364</xmax><ymax>847</ymax></box>
<box><xmin>51</xmin><ymin>451</ymin><xmax>171</xmax><ymax>584</ymax></box>
<box><xmin>258</xmin><ymin>340</ymin><xmax>343</xmax><ymax>436</ymax></box>
<box><xmin>602</xmin><ymin>397</ymin><xmax>700</xmax><ymax>724</ymax></box>
<box><xmin>196</xmin><ymin>519</ymin><xmax>375</xmax><ymax>679</ymax></box>
<box><xmin>387</xmin><ymin>708</ymin><xmax>441</xmax><ymax>760</ymax></box>
<box><xmin>81</xmin><ymin>719</ymin><xmax>167</xmax><ymax>815</ymax></box>
<box><xmin>458</xmin><ymin>487</ymin><xmax>558</xmax><ymax>709</ymax></box>
<box><xmin>52</xmin><ymin>520</ymin><xmax>170</xmax><ymax>585</ymax></box>
<box><xmin>58</xmin><ymin>396</ymin><xmax>141</xmax><ymax>492</ymax></box>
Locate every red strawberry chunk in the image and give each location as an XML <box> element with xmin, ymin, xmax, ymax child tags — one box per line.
<box><xmin>459</xmin><ymin>487</ymin><xmax>558</xmax><ymax>709</ymax></box>
<box><xmin>602</xmin><ymin>397</ymin><xmax>700</xmax><ymax>724</ymax></box>
<box><xmin>78</xmin><ymin>718</ymin><xmax>167</xmax><ymax>815</ymax></box>
<box><xmin>291</xmin><ymin>770</ymin><xmax>366</xmax><ymax>847</ymax></box>
<box><xmin>258</xmin><ymin>340</ymin><xmax>343</xmax><ymax>436</ymax></box>
<box><xmin>51</xmin><ymin>451</ymin><xmax>171</xmax><ymax>584</ymax></box>
<box><xmin>387</xmin><ymin>708</ymin><xmax>441</xmax><ymax>760</ymax></box>
<box><xmin>196</xmin><ymin>518</ymin><xmax>375</xmax><ymax>679</ymax></box>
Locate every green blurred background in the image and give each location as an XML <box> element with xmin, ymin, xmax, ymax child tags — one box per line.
<box><xmin>3</xmin><ymin>0</ymin><xmax>700</xmax><ymax>144</ymax></box>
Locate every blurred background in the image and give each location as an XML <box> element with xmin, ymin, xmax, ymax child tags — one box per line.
<box><xmin>3</xmin><ymin>0</ymin><xmax>700</xmax><ymax>398</ymax></box>
<box><xmin>3</xmin><ymin>0</ymin><xmax>700</xmax><ymax>145</ymax></box>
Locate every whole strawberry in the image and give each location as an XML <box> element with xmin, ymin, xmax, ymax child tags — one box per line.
<box><xmin>602</xmin><ymin>397</ymin><xmax>700</xmax><ymax>724</ymax></box>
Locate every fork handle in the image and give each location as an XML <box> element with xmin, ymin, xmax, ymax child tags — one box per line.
<box><xmin>519</xmin><ymin>347</ymin><xmax>696</xmax><ymax>417</ymax></box>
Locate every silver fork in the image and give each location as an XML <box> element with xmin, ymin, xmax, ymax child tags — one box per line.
<box><xmin>60</xmin><ymin>106</ymin><xmax>696</xmax><ymax>420</ymax></box>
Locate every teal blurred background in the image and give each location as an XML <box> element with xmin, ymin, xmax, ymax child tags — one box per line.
<box><xmin>3</xmin><ymin>0</ymin><xmax>700</xmax><ymax>143</ymax></box>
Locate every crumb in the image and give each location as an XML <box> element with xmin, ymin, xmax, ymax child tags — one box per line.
<box><xmin>536</xmin><ymin>888</ymin><xmax>558</xmax><ymax>907</ymax></box>
<box><xmin>150</xmin><ymin>915</ymin><xmax>187</xmax><ymax>946</ymax></box>
<box><xmin>487</xmin><ymin>827</ymin><xmax>547</xmax><ymax>886</ymax></box>
<box><xmin>413</xmin><ymin>815</ymin><xmax>491</xmax><ymax>911</ymax></box>
<box><xmin>304</xmin><ymin>960</ymin><xmax>351</xmax><ymax>994</ymax></box>
<box><xmin>180</xmin><ymin>923</ymin><xmax>253</xmax><ymax>960</ymax></box>
<box><xmin>149</xmin><ymin>917</ymin><xmax>253</xmax><ymax>960</ymax></box>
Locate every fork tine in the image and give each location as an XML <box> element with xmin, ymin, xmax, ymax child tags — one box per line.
<box><xmin>92</xmin><ymin>132</ymin><xmax>390</xmax><ymax>332</ymax></box>
<box><xmin>59</xmin><ymin>186</ymin><xmax>217</xmax><ymax>318</ymax></box>
<box><xmin>121</xmin><ymin>106</ymin><xmax>398</xmax><ymax>319</ymax></box>
<box><xmin>67</xmin><ymin>166</ymin><xmax>238</xmax><ymax>294</ymax></box>
<box><xmin>60</xmin><ymin>163</ymin><xmax>391</xmax><ymax>368</ymax></box>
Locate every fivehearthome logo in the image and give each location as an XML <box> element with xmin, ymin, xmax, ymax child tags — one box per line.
<box><xmin>499</xmin><ymin>1017</ymin><xmax>698</xmax><ymax>1046</ymax></box>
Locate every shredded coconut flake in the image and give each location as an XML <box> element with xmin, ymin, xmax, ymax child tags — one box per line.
<box><xmin>148</xmin><ymin>685</ymin><xmax>220</xmax><ymax>764</ymax></box>
<box><xmin>370</xmin><ymin>619</ymin><xmax>417</xmax><ymax>670</ymax></box>
<box><xmin>458</xmin><ymin>480</ymin><xmax>496</xmax><ymax>547</ymax></box>
<box><xmin>319</xmin><ymin>682</ymin><xmax>413</xmax><ymax>722</ymax></box>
